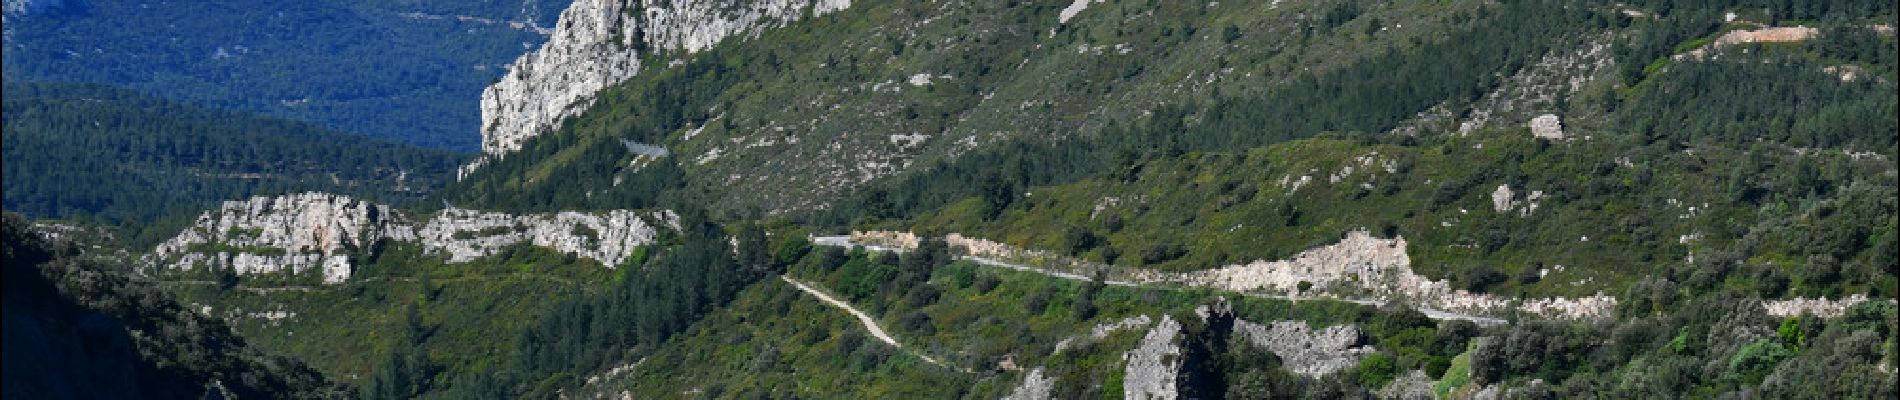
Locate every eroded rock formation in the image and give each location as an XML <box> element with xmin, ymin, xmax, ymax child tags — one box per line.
<box><xmin>148</xmin><ymin>193</ymin><xmax>675</xmax><ymax>283</ymax></box>
<box><xmin>1123</xmin><ymin>315</ymin><xmax>1183</xmax><ymax>400</ymax></box>
<box><xmin>1232</xmin><ymin>320</ymin><xmax>1376</xmax><ymax>377</ymax></box>
<box><xmin>471</xmin><ymin>0</ymin><xmax>854</xmax><ymax>176</ymax></box>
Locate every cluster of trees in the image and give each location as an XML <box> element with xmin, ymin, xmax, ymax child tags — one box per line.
<box><xmin>1468</xmin><ymin>292</ymin><xmax>1895</xmax><ymax>397</ymax></box>
<box><xmin>361</xmin><ymin>304</ymin><xmax>436</xmax><ymax>400</ymax></box>
<box><xmin>1</xmin><ymin>0</ymin><xmax>566</xmax><ymax>149</ymax></box>
<box><xmin>1607</xmin><ymin>0</ymin><xmax>1900</xmax><ymax>154</ymax></box>
<box><xmin>2</xmin><ymin>213</ymin><xmax>348</xmax><ymax>398</ymax></box>
<box><xmin>428</xmin><ymin>212</ymin><xmax>782</xmax><ymax>398</ymax></box>
<box><xmin>790</xmin><ymin>236</ymin><xmax>956</xmax><ymax>327</ymax></box>
<box><xmin>2</xmin><ymin>83</ymin><xmax>462</xmax><ymax>244</ymax></box>
<box><xmin>1621</xmin><ymin>50</ymin><xmax>1897</xmax><ymax>151</ymax></box>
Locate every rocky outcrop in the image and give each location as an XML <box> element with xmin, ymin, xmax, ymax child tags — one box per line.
<box><xmin>1675</xmin><ymin>26</ymin><xmax>1818</xmax><ymax>60</ymax></box>
<box><xmin>1763</xmin><ymin>294</ymin><xmax>1882</xmax><ymax>318</ymax></box>
<box><xmin>1138</xmin><ymin>230</ymin><xmax>1617</xmax><ymax>319</ymax></box>
<box><xmin>852</xmin><ymin>229</ymin><xmax>1615</xmax><ymax>318</ymax></box>
<box><xmin>852</xmin><ymin>230</ymin><xmax>1066</xmax><ymax>265</ymax></box>
<box><xmin>414</xmin><ymin>208</ymin><xmax>672</xmax><ymax>266</ymax></box>
<box><xmin>1058</xmin><ymin>0</ymin><xmax>1099</xmax><ymax>24</ymax></box>
<box><xmin>1232</xmin><ymin>320</ymin><xmax>1376</xmax><ymax>377</ymax></box>
<box><xmin>151</xmin><ymin>193</ymin><xmax>410</xmax><ymax>284</ymax></box>
<box><xmin>1491</xmin><ymin>185</ymin><xmax>1545</xmax><ymax>216</ymax></box>
<box><xmin>472</xmin><ymin>0</ymin><xmax>854</xmax><ymax>174</ymax></box>
<box><xmin>1054</xmin><ymin>315</ymin><xmax>1154</xmax><ymax>353</ymax></box>
<box><xmin>1529</xmin><ymin>114</ymin><xmax>1565</xmax><ymax>140</ymax></box>
<box><xmin>1123</xmin><ymin>315</ymin><xmax>1183</xmax><ymax>400</ymax></box>
<box><xmin>850</xmin><ymin>230</ymin><xmax>920</xmax><ymax>250</ymax></box>
<box><xmin>1378</xmin><ymin>369</ymin><xmax>1436</xmax><ymax>400</ymax></box>
<box><xmin>149</xmin><ymin>193</ymin><xmax>674</xmax><ymax>283</ymax></box>
<box><xmin>1003</xmin><ymin>368</ymin><xmax>1055</xmax><ymax>400</ymax></box>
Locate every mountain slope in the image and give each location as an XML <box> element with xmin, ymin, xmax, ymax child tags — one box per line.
<box><xmin>2</xmin><ymin>213</ymin><xmax>348</xmax><ymax>399</ymax></box>
<box><xmin>30</xmin><ymin>0</ymin><xmax>1896</xmax><ymax>398</ymax></box>
<box><xmin>1</xmin><ymin>83</ymin><xmax>462</xmax><ymax>236</ymax></box>
<box><xmin>450</xmin><ymin>0</ymin><xmax>1526</xmax><ymax>213</ymax></box>
<box><xmin>899</xmin><ymin>130</ymin><xmax>1896</xmax><ymax>300</ymax></box>
<box><xmin>475</xmin><ymin>0</ymin><xmax>854</xmax><ymax>162</ymax></box>
<box><xmin>1</xmin><ymin>0</ymin><xmax>569</xmax><ymax>149</ymax></box>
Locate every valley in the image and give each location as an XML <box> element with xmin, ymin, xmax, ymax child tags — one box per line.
<box><xmin>3</xmin><ymin>0</ymin><xmax>1897</xmax><ymax>399</ymax></box>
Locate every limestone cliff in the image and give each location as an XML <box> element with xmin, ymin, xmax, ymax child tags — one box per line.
<box><xmin>148</xmin><ymin>193</ymin><xmax>675</xmax><ymax>283</ymax></box>
<box><xmin>851</xmin><ymin>229</ymin><xmax>1617</xmax><ymax>319</ymax></box>
<box><xmin>1145</xmin><ymin>230</ymin><xmax>1619</xmax><ymax>319</ymax></box>
<box><xmin>150</xmin><ymin>193</ymin><xmax>409</xmax><ymax>284</ymax></box>
<box><xmin>1122</xmin><ymin>315</ymin><xmax>1183</xmax><ymax>400</ymax></box>
<box><xmin>471</xmin><ymin>0</ymin><xmax>853</xmax><ymax>175</ymax></box>
<box><xmin>1232</xmin><ymin>320</ymin><xmax>1376</xmax><ymax>377</ymax></box>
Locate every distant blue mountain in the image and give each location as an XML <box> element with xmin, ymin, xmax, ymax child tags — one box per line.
<box><xmin>2</xmin><ymin>0</ymin><xmax>571</xmax><ymax>151</ymax></box>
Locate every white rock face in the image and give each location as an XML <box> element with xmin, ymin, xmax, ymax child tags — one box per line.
<box><xmin>1141</xmin><ymin>230</ymin><xmax>1617</xmax><ymax>319</ymax></box>
<box><xmin>1058</xmin><ymin>0</ymin><xmax>1100</xmax><ymax>24</ymax></box>
<box><xmin>473</xmin><ymin>0</ymin><xmax>854</xmax><ymax>172</ymax></box>
<box><xmin>1763</xmin><ymin>295</ymin><xmax>1886</xmax><ymax>318</ymax></box>
<box><xmin>1378</xmin><ymin>370</ymin><xmax>1436</xmax><ymax>400</ymax></box>
<box><xmin>1675</xmin><ymin>26</ymin><xmax>1818</xmax><ymax>60</ymax></box>
<box><xmin>1003</xmin><ymin>368</ymin><xmax>1055</xmax><ymax>400</ymax></box>
<box><xmin>416</xmin><ymin>208</ymin><xmax>675</xmax><ymax>266</ymax></box>
<box><xmin>1492</xmin><ymin>185</ymin><xmax>1517</xmax><ymax>213</ymax></box>
<box><xmin>149</xmin><ymin>193</ymin><xmax>675</xmax><ymax>283</ymax></box>
<box><xmin>1123</xmin><ymin>315</ymin><xmax>1183</xmax><ymax>400</ymax></box>
<box><xmin>1491</xmin><ymin>185</ymin><xmax>1544</xmax><ymax>216</ymax></box>
<box><xmin>1055</xmin><ymin>315</ymin><xmax>1154</xmax><ymax>353</ymax></box>
<box><xmin>1233</xmin><ymin>320</ymin><xmax>1376</xmax><ymax>377</ymax></box>
<box><xmin>1529</xmin><ymin>114</ymin><xmax>1565</xmax><ymax>139</ymax></box>
<box><xmin>150</xmin><ymin>193</ymin><xmax>410</xmax><ymax>283</ymax></box>
<box><xmin>848</xmin><ymin>229</ymin><xmax>1614</xmax><ymax>318</ymax></box>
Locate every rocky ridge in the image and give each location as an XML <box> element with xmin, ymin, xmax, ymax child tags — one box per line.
<box><xmin>1763</xmin><ymin>294</ymin><xmax>1889</xmax><ymax>318</ymax></box>
<box><xmin>1002</xmin><ymin>368</ymin><xmax>1054</xmax><ymax>400</ymax></box>
<box><xmin>471</xmin><ymin>0</ymin><xmax>853</xmax><ymax>175</ymax></box>
<box><xmin>850</xmin><ymin>230</ymin><xmax>1617</xmax><ymax>319</ymax></box>
<box><xmin>148</xmin><ymin>193</ymin><xmax>675</xmax><ymax>283</ymax></box>
<box><xmin>1122</xmin><ymin>315</ymin><xmax>1183</xmax><ymax>400</ymax></box>
<box><xmin>1144</xmin><ymin>230</ymin><xmax>1619</xmax><ymax>319</ymax></box>
<box><xmin>1232</xmin><ymin>320</ymin><xmax>1377</xmax><ymax>377</ymax></box>
<box><xmin>1674</xmin><ymin>26</ymin><xmax>1818</xmax><ymax>60</ymax></box>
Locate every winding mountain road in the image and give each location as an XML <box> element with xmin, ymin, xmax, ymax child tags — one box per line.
<box><xmin>809</xmin><ymin>236</ymin><xmax>1507</xmax><ymax>325</ymax></box>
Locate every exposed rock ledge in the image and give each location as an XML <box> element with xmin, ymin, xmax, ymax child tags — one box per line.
<box><xmin>1233</xmin><ymin>320</ymin><xmax>1377</xmax><ymax>377</ymax></box>
<box><xmin>1123</xmin><ymin>315</ymin><xmax>1183</xmax><ymax>400</ymax></box>
<box><xmin>850</xmin><ymin>230</ymin><xmax>1617</xmax><ymax>319</ymax></box>
<box><xmin>148</xmin><ymin>193</ymin><xmax>675</xmax><ymax>283</ymax></box>
<box><xmin>1139</xmin><ymin>230</ymin><xmax>1617</xmax><ymax>319</ymax></box>
<box><xmin>1674</xmin><ymin>26</ymin><xmax>1817</xmax><ymax>60</ymax></box>
<box><xmin>1002</xmin><ymin>367</ymin><xmax>1054</xmax><ymax>400</ymax></box>
<box><xmin>1763</xmin><ymin>294</ymin><xmax>1889</xmax><ymax>318</ymax></box>
<box><xmin>470</xmin><ymin>0</ymin><xmax>854</xmax><ymax>176</ymax></box>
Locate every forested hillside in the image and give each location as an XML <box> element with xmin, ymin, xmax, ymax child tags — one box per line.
<box><xmin>1</xmin><ymin>82</ymin><xmax>463</xmax><ymax>241</ymax></box>
<box><xmin>2</xmin><ymin>213</ymin><xmax>347</xmax><ymax>398</ymax></box>
<box><xmin>461</xmin><ymin>0</ymin><xmax>1891</xmax><ymax>396</ymax></box>
<box><xmin>6</xmin><ymin>0</ymin><xmax>1893</xmax><ymax>398</ymax></box>
<box><xmin>1</xmin><ymin>0</ymin><xmax>569</xmax><ymax>149</ymax></box>
<box><xmin>448</xmin><ymin>0</ymin><xmax>1515</xmax><ymax>213</ymax></box>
